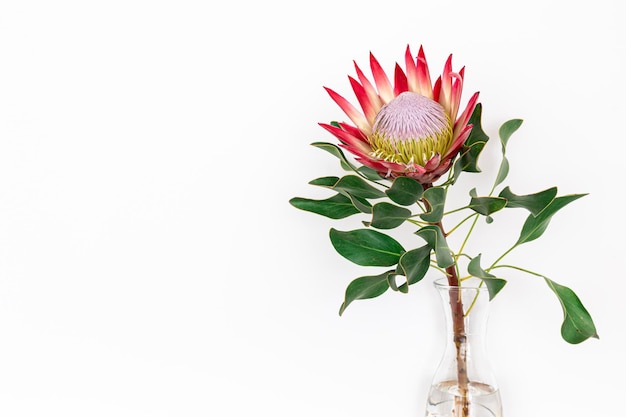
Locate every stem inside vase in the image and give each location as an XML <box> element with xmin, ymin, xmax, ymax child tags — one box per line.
<box><xmin>445</xmin><ymin>267</ymin><xmax>470</xmax><ymax>417</ymax></box>
<box><xmin>426</xmin><ymin>278</ymin><xmax>502</xmax><ymax>417</ymax></box>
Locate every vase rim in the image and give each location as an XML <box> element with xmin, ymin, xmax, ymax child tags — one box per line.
<box><xmin>432</xmin><ymin>277</ymin><xmax>487</xmax><ymax>291</ymax></box>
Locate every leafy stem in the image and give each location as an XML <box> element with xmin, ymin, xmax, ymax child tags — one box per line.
<box><xmin>488</xmin><ymin>265</ymin><xmax>598</xmax><ymax>344</ymax></box>
<box><xmin>456</xmin><ymin>214</ymin><xmax>480</xmax><ymax>262</ymax></box>
<box><xmin>488</xmin><ymin>244</ymin><xmax>518</xmax><ymax>272</ymax></box>
<box><xmin>490</xmin><ymin>263</ymin><xmax>545</xmax><ymax>277</ymax></box>
<box><xmin>292</xmin><ymin>116</ymin><xmax>598</xmax><ymax>345</ymax></box>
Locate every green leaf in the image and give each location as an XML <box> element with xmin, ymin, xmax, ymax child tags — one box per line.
<box><xmin>340</xmin><ymin>160</ymin><xmax>352</xmax><ymax>171</ymax></box>
<box><xmin>493</xmin><ymin>157</ymin><xmax>509</xmax><ymax>188</ymax></box>
<box><xmin>306</xmin><ymin>176</ymin><xmax>379</xmax><ymax>215</ymax></box>
<box><xmin>369</xmin><ymin>202</ymin><xmax>412</xmax><ymax>229</ymax></box>
<box><xmin>347</xmin><ymin>194</ymin><xmax>372</xmax><ymax>214</ymax></box>
<box><xmin>358</xmin><ymin>166</ymin><xmax>383</xmax><ymax>180</ymax></box>
<box><xmin>499</xmin><ymin>186</ymin><xmax>558</xmax><ymax>216</ymax></box>
<box><xmin>311</xmin><ymin>142</ymin><xmax>358</xmax><ymax>171</ymax></box>
<box><xmin>453</xmin><ymin>141</ymin><xmax>486</xmax><ymax>178</ymax></box>
<box><xmin>311</xmin><ymin>141</ymin><xmax>384</xmax><ymax>179</ymax></box>
<box><xmin>544</xmin><ymin>278</ymin><xmax>598</xmax><ymax>344</ymax></box>
<box><xmin>468</xmin><ymin>196</ymin><xmax>507</xmax><ymax>216</ymax></box>
<box><xmin>387</xmin><ymin>273</ymin><xmax>409</xmax><ymax>293</ymax></box>
<box><xmin>332</xmin><ymin>175</ymin><xmax>386</xmax><ymax>199</ymax></box>
<box><xmin>386</xmin><ymin>176</ymin><xmax>424</xmax><ymax>206</ymax></box>
<box><xmin>420</xmin><ymin>187</ymin><xmax>446</xmax><ymax>223</ymax></box>
<box><xmin>397</xmin><ymin>245</ymin><xmax>432</xmax><ymax>289</ymax></box>
<box><xmin>339</xmin><ymin>271</ymin><xmax>392</xmax><ymax>315</ymax></box>
<box><xmin>289</xmin><ymin>194</ymin><xmax>359</xmax><ymax>219</ymax></box>
<box><xmin>516</xmin><ymin>194</ymin><xmax>587</xmax><ymax>245</ymax></box>
<box><xmin>465</xmin><ymin>103</ymin><xmax>490</xmax><ymax>148</ymax></box>
<box><xmin>452</xmin><ymin>103</ymin><xmax>489</xmax><ymax>180</ymax></box>
<box><xmin>494</xmin><ymin>120</ymin><xmax>522</xmax><ymax>189</ymax></box>
<box><xmin>329</xmin><ymin>228</ymin><xmax>405</xmax><ymax>266</ymax></box>
<box><xmin>309</xmin><ymin>176</ymin><xmax>339</xmax><ymax>187</ymax></box>
<box><xmin>311</xmin><ymin>141</ymin><xmax>358</xmax><ymax>171</ymax></box>
<box><xmin>415</xmin><ymin>226</ymin><xmax>454</xmax><ymax>268</ymax></box>
<box><xmin>499</xmin><ymin>119</ymin><xmax>523</xmax><ymax>148</ymax></box>
<box><xmin>467</xmin><ymin>255</ymin><xmax>507</xmax><ymax>300</ymax></box>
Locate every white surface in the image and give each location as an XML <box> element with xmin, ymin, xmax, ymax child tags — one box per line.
<box><xmin>0</xmin><ymin>1</ymin><xmax>623</xmax><ymax>416</ymax></box>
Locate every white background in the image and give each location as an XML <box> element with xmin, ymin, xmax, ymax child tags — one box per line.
<box><xmin>0</xmin><ymin>1</ymin><xmax>623</xmax><ymax>416</ymax></box>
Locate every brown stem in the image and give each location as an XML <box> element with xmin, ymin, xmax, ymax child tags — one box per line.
<box><xmin>423</xmin><ymin>183</ymin><xmax>470</xmax><ymax>417</ymax></box>
<box><xmin>445</xmin><ymin>264</ymin><xmax>470</xmax><ymax>417</ymax></box>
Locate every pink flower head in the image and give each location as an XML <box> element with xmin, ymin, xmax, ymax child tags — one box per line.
<box><xmin>321</xmin><ymin>45</ymin><xmax>479</xmax><ymax>185</ymax></box>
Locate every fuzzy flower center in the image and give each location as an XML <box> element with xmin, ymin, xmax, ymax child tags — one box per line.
<box><xmin>369</xmin><ymin>92</ymin><xmax>453</xmax><ymax>166</ymax></box>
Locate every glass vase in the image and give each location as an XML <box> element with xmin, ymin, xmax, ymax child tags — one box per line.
<box><xmin>425</xmin><ymin>279</ymin><xmax>503</xmax><ymax>417</ymax></box>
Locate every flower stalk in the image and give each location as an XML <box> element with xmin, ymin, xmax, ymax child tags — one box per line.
<box><xmin>428</xmin><ymin>191</ymin><xmax>470</xmax><ymax>417</ymax></box>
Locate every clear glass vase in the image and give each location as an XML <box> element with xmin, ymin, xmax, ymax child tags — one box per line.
<box><xmin>425</xmin><ymin>279</ymin><xmax>503</xmax><ymax>417</ymax></box>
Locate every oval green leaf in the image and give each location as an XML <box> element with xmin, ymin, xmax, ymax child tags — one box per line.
<box><xmin>370</xmin><ymin>202</ymin><xmax>412</xmax><ymax>229</ymax></box>
<box><xmin>516</xmin><ymin>194</ymin><xmax>587</xmax><ymax>245</ymax></box>
<box><xmin>467</xmin><ymin>255</ymin><xmax>507</xmax><ymax>300</ymax></box>
<box><xmin>333</xmin><ymin>175</ymin><xmax>386</xmax><ymax>199</ymax></box>
<box><xmin>386</xmin><ymin>177</ymin><xmax>424</xmax><ymax>206</ymax></box>
<box><xmin>499</xmin><ymin>186</ymin><xmax>558</xmax><ymax>216</ymax></box>
<box><xmin>339</xmin><ymin>271</ymin><xmax>392</xmax><ymax>315</ymax></box>
<box><xmin>289</xmin><ymin>194</ymin><xmax>359</xmax><ymax>219</ymax></box>
<box><xmin>544</xmin><ymin>278</ymin><xmax>598</xmax><ymax>344</ymax></box>
<box><xmin>346</xmin><ymin>194</ymin><xmax>372</xmax><ymax>214</ymax></box>
<box><xmin>420</xmin><ymin>187</ymin><xmax>446</xmax><ymax>223</ymax></box>
<box><xmin>499</xmin><ymin>119</ymin><xmax>523</xmax><ymax>147</ymax></box>
<box><xmin>309</xmin><ymin>176</ymin><xmax>339</xmax><ymax>187</ymax></box>
<box><xmin>468</xmin><ymin>196</ymin><xmax>507</xmax><ymax>216</ymax></box>
<box><xmin>357</xmin><ymin>166</ymin><xmax>383</xmax><ymax>180</ymax></box>
<box><xmin>493</xmin><ymin>157</ymin><xmax>509</xmax><ymax>188</ymax></box>
<box><xmin>311</xmin><ymin>142</ymin><xmax>358</xmax><ymax>171</ymax></box>
<box><xmin>415</xmin><ymin>226</ymin><xmax>454</xmax><ymax>268</ymax></box>
<box><xmin>329</xmin><ymin>228</ymin><xmax>405</xmax><ymax>266</ymax></box>
<box><xmin>398</xmin><ymin>245</ymin><xmax>432</xmax><ymax>286</ymax></box>
<box><xmin>452</xmin><ymin>103</ymin><xmax>489</xmax><ymax>181</ymax></box>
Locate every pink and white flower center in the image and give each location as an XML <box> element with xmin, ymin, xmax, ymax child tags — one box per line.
<box><xmin>369</xmin><ymin>92</ymin><xmax>453</xmax><ymax>166</ymax></box>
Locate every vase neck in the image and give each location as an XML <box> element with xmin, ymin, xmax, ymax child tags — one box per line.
<box><xmin>435</xmin><ymin>283</ymin><xmax>491</xmax><ymax>337</ymax></box>
<box><xmin>430</xmin><ymin>280</ymin><xmax>498</xmax><ymax>387</ymax></box>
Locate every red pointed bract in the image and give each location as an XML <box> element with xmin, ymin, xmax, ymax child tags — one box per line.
<box><xmin>354</xmin><ymin>61</ymin><xmax>383</xmax><ymax>112</ymax></box>
<box><xmin>404</xmin><ymin>45</ymin><xmax>419</xmax><ymax>93</ymax></box>
<box><xmin>393</xmin><ymin>63</ymin><xmax>409</xmax><ymax>96</ymax></box>
<box><xmin>369</xmin><ymin>52</ymin><xmax>394</xmax><ymax>103</ymax></box>
<box><xmin>324</xmin><ymin>87</ymin><xmax>371</xmax><ymax>135</ymax></box>
<box><xmin>348</xmin><ymin>76</ymin><xmax>378</xmax><ymax>125</ymax></box>
<box><xmin>319</xmin><ymin>123</ymin><xmax>371</xmax><ymax>155</ymax></box>
<box><xmin>416</xmin><ymin>46</ymin><xmax>433</xmax><ymax>98</ymax></box>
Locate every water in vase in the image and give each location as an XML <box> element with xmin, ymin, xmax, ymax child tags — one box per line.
<box><xmin>426</xmin><ymin>380</ymin><xmax>502</xmax><ymax>417</ymax></box>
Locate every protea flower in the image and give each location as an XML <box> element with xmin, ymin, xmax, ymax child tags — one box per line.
<box><xmin>320</xmin><ymin>45</ymin><xmax>479</xmax><ymax>185</ymax></box>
